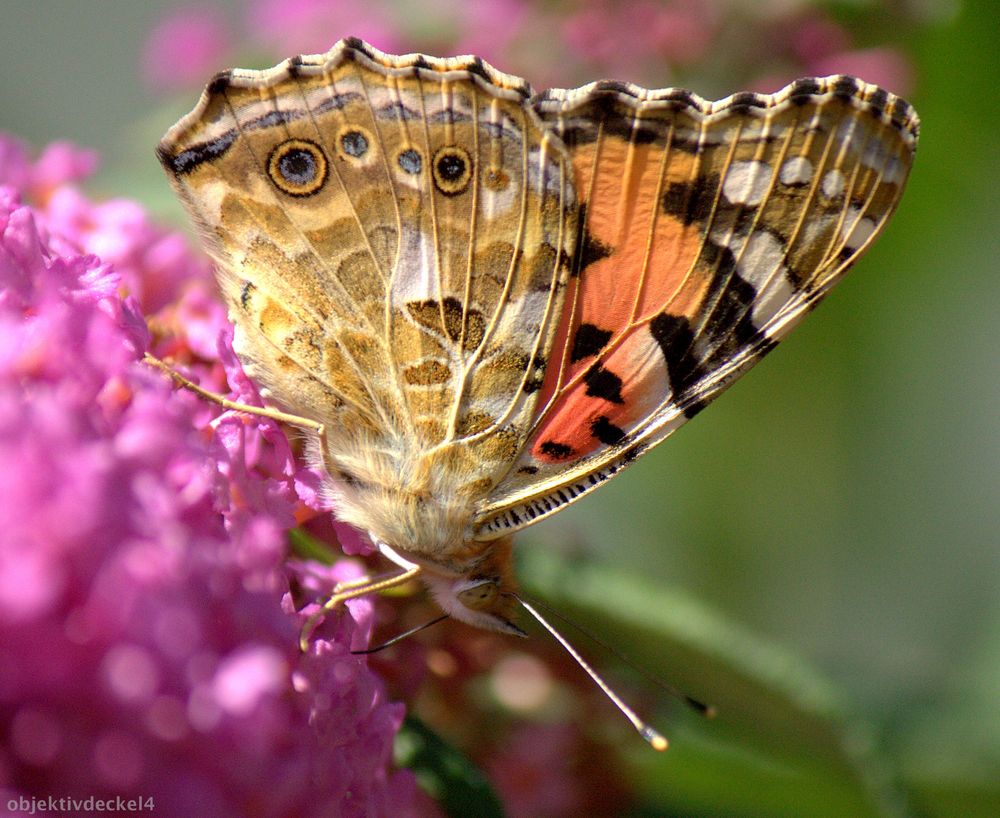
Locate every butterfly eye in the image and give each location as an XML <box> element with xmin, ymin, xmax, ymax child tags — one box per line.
<box><xmin>397</xmin><ymin>147</ymin><xmax>422</xmax><ymax>175</ymax></box>
<box><xmin>456</xmin><ymin>578</ymin><xmax>498</xmax><ymax>611</ymax></box>
<box><xmin>267</xmin><ymin>139</ymin><xmax>328</xmax><ymax>197</ymax></box>
<box><xmin>432</xmin><ymin>146</ymin><xmax>472</xmax><ymax>195</ymax></box>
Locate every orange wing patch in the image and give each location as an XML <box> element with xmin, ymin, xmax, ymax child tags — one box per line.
<box><xmin>532</xmin><ymin>328</ymin><xmax>670</xmax><ymax>461</ymax></box>
<box><xmin>529</xmin><ymin>129</ymin><xmax>712</xmax><ymax>463</ymax></box>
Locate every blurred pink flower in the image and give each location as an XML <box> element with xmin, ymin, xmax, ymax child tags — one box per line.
<box><xmin>43</xmin><ymin>186</ymin><xmax>215</xmax><ymax>314</ymax></box>
<box><xmin>0</xmin><ymin>133</ymin><xmax>212</xmax><ymax>316</ymax></box>
<box><xmin>0</xmin><ymin>136</ymin><xmax>98</xmax><ymax>204</ymax></box>
<box><xmin>809</xmin><ymin>46</ymin><xmax>915</xmax><ymax>96</ymax></box>
<box><xmin>562</xmin><ymin>2</ymin><xmax>635</xmax><ymax>72</ymax></box>
<box><xmin>249</xmin><ymin>0</ymin><xmax>402</xmax><ymax>57</ymax></box>
<box><xmin>0</xmin><ymin>138</ymin><xmax>31</xmax><ymax>191</ymax></box>
<box><xmin>632</xmin><ymin>0</ymin><xmax>717</xmax><ymax>67</ymax></box>
<box><xmin>143</xmin><ymin>6</ymin><xmax>233</xmax><ymax>92</ymax></box>
<box><xmin>562</xmin><ymin>0</ymin><xmax>715</xmax><ymax>81</ymax></box>
<box><xmin>486</xmin><ymin>723</ymin><xmax>585</xmax><ymax>818</ymax></box>
<box><xmin>790</xmin><ymin>13</ymin><xmax>851</xmax><ymax>65</ymax></box>
<box><xmin>0</xmin><ymin>136</ymin><xmax>417</xmax><ymax>817</ymax></box>
<box><xmin>449</xmin><ymin>0</ymin><xmax>530</xmax><ymax>66</ymax></box>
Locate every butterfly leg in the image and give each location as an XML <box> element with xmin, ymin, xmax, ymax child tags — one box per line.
<box><xmin>299</xmin><ymin>565</ymin><xmax>421</xmax><ymax>651</ymax></box>
<box><xmin>143</xmin><ymin>353</ymin><xmax>324</xmax><ymax>434</ymax></box>
<box><xmin>331</xmin><ymin>569</ymin><xmax>407</xmax><ymax>594</ymax></box>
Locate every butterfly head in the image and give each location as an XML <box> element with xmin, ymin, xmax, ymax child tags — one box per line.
<box><xmin>419</xmin><ymin>537</ymin><xmax>526</xmax><ymax>637</ymax></box>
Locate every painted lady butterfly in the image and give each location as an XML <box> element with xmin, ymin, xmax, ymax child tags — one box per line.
<box><xmin>157</xmin><ymin>38</ymin><xmax>918</xmax><ymax>745</ymax></box>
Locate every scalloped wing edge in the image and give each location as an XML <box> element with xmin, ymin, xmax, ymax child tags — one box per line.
<box><xmin>156</xmin><ymin>37</ymin><xmax>535</xmax><ymax>174</ymax></box>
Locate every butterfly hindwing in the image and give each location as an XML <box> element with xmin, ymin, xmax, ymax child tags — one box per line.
<box><xmin>475</xmin><ymin>76</ymin><xmax>918</xmax><ymax>537</ymax></box>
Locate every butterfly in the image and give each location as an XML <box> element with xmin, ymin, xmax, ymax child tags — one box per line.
<box><xmin>157</xmin><ymin>37</ymin><xmax>917</xmax><ymax>745</ymax></box>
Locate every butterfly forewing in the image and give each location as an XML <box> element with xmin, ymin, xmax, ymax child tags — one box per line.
<box><xmin>159</xmin><ymin>41</ymin><xmax>579</xmax><ymax>500</ymax></box>
<box><xmin>475</xmin><ymin>77</ymin><xmax>918</xmax><ymax>537</ymax></box>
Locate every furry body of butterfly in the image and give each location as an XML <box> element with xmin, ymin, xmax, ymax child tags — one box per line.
<box><xmin>158</xmin><ymin>38</ymin><xmax>918</xmax><ymax>637</ymax></box>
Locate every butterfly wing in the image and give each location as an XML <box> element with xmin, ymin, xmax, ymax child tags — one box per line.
<box><xmin>475</xmin><ymin>76</ymin><xmax>919</xmax><ymax>537</ymax></box>
<box><xmin>159</xmin><ymin>40</ymin><xmax>578</xmax><ymax>493</ymax></box>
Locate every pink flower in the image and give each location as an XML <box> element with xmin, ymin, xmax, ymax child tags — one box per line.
<box><xmin>0</xmin><ymin>139</ymin><xmax>31</xmax><ymax>192</ymax></box>
<box><xmin>627</xmin><ymin>0</ymin><xmax>716</xmax><ymax>67</ymax></box>
<box><xmin>143</xmin><ymin>7</ymin><xmax>233</xmax><ymax>92</ymax></box>
<box><xmin>30</xmin><ymin>142</ymin><xmax>100</xmax><ymax>195</ymax></box>
<box><xmin>808</xmin><ymin>46</ymin><xmax>915</xmax><ymax>96</ymax></box>
<box><xmin>561</xmin><ymin>0</ymin><xmax>715</xmax><ymax>82</ymax></box>
<box><xmin>489</xmin><ymin>724</ymin><xmax>588</xmax><ymax>818</ymax></box>
<box><xmin>0</xmin><ymin>137</ymin><xmax>417</xmax><ymax>816</ymax></box>
<box><xmin>449</xmin><ymin>0</ymin><xmax>530</xmax><ymax>66</ymax></box>
<box><xmin>248</xmin><ymin>0</ymin><xmax>402</xmax><ymax>57</ymax></box>
<box><xmin>42</xmin><ymin>186</ymin><xmax>214</xmax><ymax>314</ymax></box>
<box><xmin>0</xmin><ymin>135</ymin><xmax>98</xmax><ymax>203</ymax></box>
<box><xmin>790</xmin><ymin>13</ymin><xmax>851</xmax><ymax>65</ymax></box>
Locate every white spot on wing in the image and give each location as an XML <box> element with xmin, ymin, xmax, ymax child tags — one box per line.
<box><xmin>391</xmin><ymin>228</ymin><xmax>439</xmax><ymax>305</ymax></box>
<box><xmin>822</xmin><ymin>169</ymin><xmax>846</xmax><ymax>198</ymax></box>
<box><xmin>723</xmin><ymin>160</ymin><xmax>772</xmax><ymax>206</ymax></box>
<box><xmin>779</xmin><ymin>156</ymin><xmax>813</xmax><ymax>186</ymax></box>
<box><xmin>861</xmin><ymin>139</ymin><xmax>907</xmax><ymax>186</ymax></box>
<box><xmin>841</xmin><ymin>206</ymin><xmax>876</xmax><ymax>250</ymax></box>
<box><xmin>481</xmin><ymin>175</ymin><xmax>517</xmax><ymax>219</ymax></box>
<box><xmin>863</xmin><ymin>138</ymin><xmax>893</xmax><ymax>175</ymax></box>
<box><xmin>527</xmin><ymin>146</ymin><xmax>571</xmax><ymax>200</ymax></box>
<box><xmin>736</xmin><ymin>230</ymin><xmax>787</xmax><ymax>285</ymax></box>
<box><xmin>835</xmin><ymin>116</ymin><xmax>863</xmax><ymax>153</ymax></box>
<box><xmin>730</xmin><ymin>230</ymin><xmax>796</xmax><ymax>329</ymax></box>
<box><xmin>882</xmin><ymin>155</ymin><xmax>905</xmax><ymax>185</ymax></box>
<box><xmin>751</xmin><ymin>270</ymin><xmax>795</xmax><ymax>328</ymax></box>
<box><xmin>191</xmin><ymin>179</ymin><xmax>230</xmax><ymax>222</ymax></box>
<box><xmin>492</xmin><ymin>291</ymin><xmax>551</xmax><ymax>349</ymax></box>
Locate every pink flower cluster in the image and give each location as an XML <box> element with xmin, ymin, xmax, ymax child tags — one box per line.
<box><xmin>0</xmin><ymin>136</ymin><xmax>417</xmax><ymax>817</ymax></box>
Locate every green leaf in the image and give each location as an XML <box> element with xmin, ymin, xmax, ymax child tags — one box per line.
<box><xmin>518</xmin><ymin>547</ymin><xmax>908</xmax><ymax>818</ymax></box>
<box><xmin>395</xmin><ymin>714</ymin><xmax>505</xmax><ymax>818</ymax></box>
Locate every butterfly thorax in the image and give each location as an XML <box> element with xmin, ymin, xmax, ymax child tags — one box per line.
<box><xmin>317</xmin><ymin>429</ymin><xmax>523</xmax><ymax>633</ymax></box>
<box><xmin>318</xmin><ymin>428</ymin><xmax>483</xmax><ymax>559</ymax></box>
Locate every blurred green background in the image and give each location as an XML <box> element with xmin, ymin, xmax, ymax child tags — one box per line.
<box><xmin>3</xmin><ymin>1</ymin><xmax>998</xmax><ymax>815</ymax></box>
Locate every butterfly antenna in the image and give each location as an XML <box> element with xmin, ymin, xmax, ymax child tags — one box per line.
<box><xmin>351</xmin><ymin>613</ymin><xmax>450</xmax><ymax>655</ymax></box>
<box><xmin>513</xmin><ymin>594</ymin><xmax>671</xmax><ymax>751</ymax></box>
<box><xmin>518</xmin><ymin>593</ymin><xmax>716</xmax><ymax>720</ymax></box>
